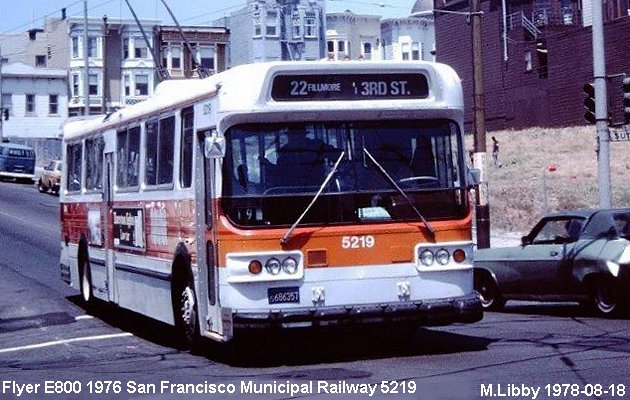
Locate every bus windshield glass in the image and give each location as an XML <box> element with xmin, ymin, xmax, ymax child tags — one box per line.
<box><xmin>222</xmin><ymin>119</ymin><xmax>467</xmax><ymax>228</ymax></box>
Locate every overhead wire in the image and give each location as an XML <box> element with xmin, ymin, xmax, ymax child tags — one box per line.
<box><xmin>1</xmin><ymin>0</ymin><xmax>122</xmax><ymax>34</ymax></box>
<box><xmin>2</xmin><ymin>0</ymin><xmax>83</xmax><ymax>33</ymax></box>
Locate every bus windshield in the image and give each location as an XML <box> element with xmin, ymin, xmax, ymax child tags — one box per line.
<box><xmin>222</xmin><ymin>119</ymin><xmax>468</xmax><ymax>228</ymax></box>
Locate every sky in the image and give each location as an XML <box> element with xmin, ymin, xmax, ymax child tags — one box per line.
<box><xmin>0</xmin><ymin>0</ymin><xmax>419</xmax><ymax>34</ymax></box>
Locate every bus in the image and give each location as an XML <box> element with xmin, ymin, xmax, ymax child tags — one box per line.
<box><xmin>0</xmin><ymin>142</ymin><xmax>36</xmax><ymax>183</ymax></box>
<box><xmin>60</xmin><ymin>61</ymin><xmax>482</xmax><ymax>346</ymax></box>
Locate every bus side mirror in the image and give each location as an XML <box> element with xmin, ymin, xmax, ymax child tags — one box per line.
<box><xmin>467</xmin><ymin>168</ymin><xmax>481</xmax><ymax>188</ymax></box>
<box><xmin>204</xmin><ymin>135</ymin><xmax>225</xmax><ymax>159</ymax></box>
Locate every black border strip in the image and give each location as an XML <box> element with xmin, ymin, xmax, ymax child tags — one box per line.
<box><xmin>89</xmin><ymin>258</ymin><xmax>106</xmax><ymax>267</ymax></box>
<box><xmin>115</xmin><ymin>263</ymin><xmax>171</xmax><ymax>282</ymax></box>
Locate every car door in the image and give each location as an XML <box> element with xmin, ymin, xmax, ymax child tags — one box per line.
<box><xmin>504</xmin><ymin>217</ymin><xmax>581</xmax><ymax>297</ymax></box>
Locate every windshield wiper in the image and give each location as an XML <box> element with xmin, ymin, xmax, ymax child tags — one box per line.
<box><xmin>280</xmin><ymin>151</ymin><xmax>346</xmax><ymax>245</ymax></box>
<box><xmin>363</xmin><ymin>148</ymin><xmax>436</xmax><ymax>242</ymax></box>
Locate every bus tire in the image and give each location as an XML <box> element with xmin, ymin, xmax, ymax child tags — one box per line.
<box><xmin>172</xmin><ymin>266</ymin><xmax>200</xmax><ymax>349</ymax></box>
<box><xmin>79</xmin><ymin>255</ymin><xmax>93</xmax><ymax>306</ymax></box>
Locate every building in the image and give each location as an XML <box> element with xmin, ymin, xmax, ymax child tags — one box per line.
<box><xmin>1</xmin><ymin>10</ymin><xmax>230</xmax><ymax>161</ymax></box>
<box><xmin>381</xmin><ymin>0</ymin><xmax>436</xmax><ymax>62</ymax></box>
<box><xmin>434</xmin><ymin>0</ymin><xmax>630</xmax><ymax>130</ymax></box>
<box><xmin>158</xmin><ymin>26</ymin><xmax>229</xmax><ymax>79</ymax></box>
<box><xmin>0</xmin><ymin>62</ymin><xmax>67</xmax><ymax>161</ymax></box>
<box><xmin>326</xmin><ymin>11</ymin><xmax>381</xmax><ymax>60</ymax></box>
<box><xmin>65</xmin><ymin>16</ymin><xmax>162</xmax><ymax>114</ymax></box>
<box><xmin>323</xmin><ymin>2</ymin><xmax>435</xmax><ymax>63</ymax></box>
<box><xmin>219</xmin><ymin>0</ymin><xmax>326</xmax><ymax>66</ymax></box>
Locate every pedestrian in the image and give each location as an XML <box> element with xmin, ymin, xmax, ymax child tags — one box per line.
<box><xmin>492</xmin><ymin>136</ymin><xmax>501</xmax><ymax>168</ymax></box>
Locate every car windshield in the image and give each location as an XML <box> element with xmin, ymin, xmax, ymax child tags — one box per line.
<box><xmin>582</xmin><ymin>210</ymin><xmax>630</xmax><ymax>240</ymax></box>
<box><xmin>221</xmin><ymin>119</ymin><xmax>468</xmax><ymax>228</ymax></box>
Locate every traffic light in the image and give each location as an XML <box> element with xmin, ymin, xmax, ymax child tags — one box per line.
<box><xmin>2</xmin><ymin>108</ymin><xmax>8</xmax><ymax>121</ymax></box>
<box><xmin>623</xmin><ymin>75</ymin><xmax>630</xmax><ymax>125</ymax></box>
<box><xmin>582</xmin><ymin>82</ymin><xmax>596</xmax><ymax>125</ymax></box>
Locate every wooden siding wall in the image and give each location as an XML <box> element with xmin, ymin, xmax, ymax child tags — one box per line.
<box><xmin>434</xmin><ymin>0</ymin><xmax>630</xmax><ymax>131</ymax></box>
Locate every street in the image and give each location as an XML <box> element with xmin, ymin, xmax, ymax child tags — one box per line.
<box><xmin>0</xmin><ymin>180</ymin><xmax>629</xmax><ymax>400</ymax></box>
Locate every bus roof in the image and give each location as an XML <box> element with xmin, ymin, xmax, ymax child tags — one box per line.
<box><xmin>0</xmin><ymin>142</ymin><xmax>34</xmax><ymax>150</ymax></box>
<box><xmin>63</xmin><ymin>60</ymin><xmax>463</xmax><ymax>141</ymax></box>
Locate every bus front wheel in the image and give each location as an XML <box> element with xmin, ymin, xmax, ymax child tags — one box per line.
<box><xmin>173</xmin><ymin>270</ymin><xmax>200</xmax><ymax>349</ymax></box>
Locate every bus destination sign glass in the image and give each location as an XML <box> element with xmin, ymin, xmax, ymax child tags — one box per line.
<box><xmin>271</xmin><ymin>73</ymin><xmax>429</xmax><ymax>101</ymax></box>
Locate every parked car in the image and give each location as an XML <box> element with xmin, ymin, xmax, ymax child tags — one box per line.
<box><xmin>474</xmin><ymin>209</ymin><xmax>630</xmax><ymax>316</ymax></box>
<box><xmin>38</xmin><ymin>160</ymin><xmax>62</xmax><ymax>194</ymax></box>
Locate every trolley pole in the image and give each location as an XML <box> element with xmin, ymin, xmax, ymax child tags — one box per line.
<box><xmin>471</xmin><ymin>0</ymin><xmax>490</xmax><ymax>248</ymax></box>
<box><xmin>591</xmin><ymin>0</ymin><xmax>612</xmax><ymax>208</ymax></box>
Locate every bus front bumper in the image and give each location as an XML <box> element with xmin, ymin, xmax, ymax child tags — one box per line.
<box><xmin>232</xmin><ymin>292</ymin><xmax>482</xmax><ymax>329</ymax></box>
<box><xmin>0</xmin><ymin>171</ymin><xmax>35</xmax><ymax>181</ymax></box>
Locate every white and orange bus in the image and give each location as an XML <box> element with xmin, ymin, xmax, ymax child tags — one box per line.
<box><xmin>60</xmin><ymin>60</ymin><xmax>482</xmax><ymax>345</ymax></box>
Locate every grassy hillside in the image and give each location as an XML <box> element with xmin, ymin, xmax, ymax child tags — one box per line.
<box><xmin>467</xmin><ymin>126</ymin><xmax>630</xmax><ymax>233</ymax></box>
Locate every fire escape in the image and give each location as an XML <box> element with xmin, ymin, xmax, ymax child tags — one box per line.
<box><xmin>506</xmin><ymin>0</ymin><xmax>580</xmax><ymax>78</ymax></box>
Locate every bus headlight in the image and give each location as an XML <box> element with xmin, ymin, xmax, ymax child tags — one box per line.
<box><xmin>265</xmin><ymin>258</ymin><xmax>281</xmax><ymax>275</ymax></box>
<box><xmin>436</xmin><ymin>249</ymin><xmax>450</xmax><ymax>265</ymax></box>
<box><xmin>282</xmin><ymin>257</ymin><xmax>298</xmax><ymax>274</ymax></box>
<box><xmin>420</xmin><ymin>249</ymin><xmax>434</xmax><ymax>266</ymax></box>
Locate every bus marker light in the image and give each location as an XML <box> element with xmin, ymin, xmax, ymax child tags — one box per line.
<box><xmin>249</xmin><ymin>260</ymin><xmax>263</xmax><ymax>274</ymax></box>
<box><xmin>453</xmin><ymin>249</ymin><xmax>466</xmax><ymax>263</ymax></box>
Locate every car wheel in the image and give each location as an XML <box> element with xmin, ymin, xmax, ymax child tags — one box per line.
<box><xmin>474</xmin><ymin>273</ymin><xmax>506</xmax><ymax>311</ymax></box>
<box><xmin>38</xmin><ymin>179</ymin><xmax>47</xmax><ymax>193</ymax></box>
<box><xmin>592</xmin><ymin>277</ymin><xmax>619</xmax><ymax>317</ymax></box>
<box><xmin>173</xmin><ymin>269</ymin><xmax>200</xmax><ymax>349</ymax></box>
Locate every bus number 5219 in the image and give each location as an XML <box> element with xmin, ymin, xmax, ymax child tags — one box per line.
<box><xmin>342</xmin><ymin>235</ymin><xmax>375</xmax><ymax>249</ymax></box>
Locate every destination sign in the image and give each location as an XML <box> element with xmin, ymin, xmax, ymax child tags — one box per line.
<box><xmin>271</xmin><ymin>73</ymin><xmax>429</xmax><ymax>101</ymax></box>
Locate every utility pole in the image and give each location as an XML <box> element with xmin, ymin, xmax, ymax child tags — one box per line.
<box><xmin>83</xmin><ymin>0</ymin><xmax>90</xmax><ymax>116</ymax></box>
<box><xmin>471</xmin><ymin>0</ymin><xmax>490</xmax><ymax>248</ymax></box>
<box><xmin>102</xmin><ymin>15</ymin><xmax>108</xmax><ymax>113</ymax></box>
<box><xmin>592</xmin><ymin>0</ymin><xmax>612</xmax><ymax>207</ymax></box>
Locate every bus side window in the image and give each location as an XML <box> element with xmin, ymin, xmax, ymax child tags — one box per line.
<box><xmin>85</xmin><ymin>136</ymin><xmax>104</xmax><ymax>191</ymax></box>
<box><xmin>181</xmin><ymin>107</ymin><xmax>194</xmax><ymax>188</ymax></box>
<box><xmin>66</xmin><ymin>142</ymin><xmax>83</xmax><ymax>192</ymax></box>
<box><xmin>145</xmin><ymin>120</ymin><xmax>158</xmax><ymax>186</ymax></box>
<box><xmin>116</xmin><ymin>126</ymin><xmax>140</xmax><ymax>190</ymax></box>
<box><xmin>145</xmin><ymin>116</ymin><xmax>175</xmax><ymax>188</ymax></box>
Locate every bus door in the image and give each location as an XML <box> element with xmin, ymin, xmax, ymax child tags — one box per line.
<box><xmin>195</xmin><ymin>127</ymin><xmax>231</xmax><ymax>341</ymax></box>
<box><xmin>103</xmin><ymin>150</ymin><xmax>117</xmax><ymax>302</ymax></box>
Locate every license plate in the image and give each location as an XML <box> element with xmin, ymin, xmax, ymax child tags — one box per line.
<box><xmin>268</xmin><ymin>287</ymin><xmax>300</xmax><ymax>304</ymax></box>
